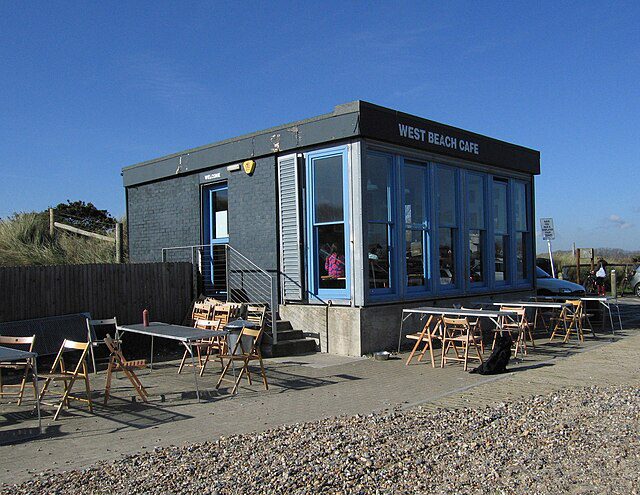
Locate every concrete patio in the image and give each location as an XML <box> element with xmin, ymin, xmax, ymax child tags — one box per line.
<box><xmin>1</xmin><ymin>300</ymin><xmax>639</xmax><ymax>485</ymax></box>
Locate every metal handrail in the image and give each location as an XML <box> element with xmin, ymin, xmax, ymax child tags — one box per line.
<box><xmin>161</xmin><ymin>243</ymin><xmax>279</xmax><ymax>344</ymax></box>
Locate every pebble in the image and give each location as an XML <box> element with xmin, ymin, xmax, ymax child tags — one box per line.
<box><xmin>2</xmin><ymin>386</ymin><xmax>639</xmax><ymax>494</ymax></box>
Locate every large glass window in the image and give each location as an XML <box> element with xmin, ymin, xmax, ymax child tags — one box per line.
<box><xmin>467</xmin><ymin>173</ymin><xmax>486</xmax><ymax>285</ymax></box>
<box><xmin>366</xmin><ymin>153</ymin><xmax>393</xmax><ymax>291</ymax></box>
<box><xmin>307</xmin><ymin>148</ymin><xmax>349</xmax><ymax>298</ymax></box>
<box><xmin>437</xmin><ymin>167</ymin><xmax>458</xmax><ymax>286</ymax></box>
<box><xmin>404</xmin><ymin>163</ymin><xmax>430</xmax><ymax>289</ymax></box>
<box><xmin>514</xmin><ymin>181</ymin><xmax>530</xmax><ymax>280</ymax></box>
<box><xmin>493</xmin><ymin>179</ymin><xmax>509</xmax><ymax>283</ymax></box>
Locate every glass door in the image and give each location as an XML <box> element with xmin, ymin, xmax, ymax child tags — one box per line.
<box><xmin>203</xmin><ymin>183</ymin><xmax>229</xmax><ymax>296</ymax></box>
<box><xmin>306</xmin><ymin>146</ymin><xmax>350</xmax><ymax>300</ymax></box>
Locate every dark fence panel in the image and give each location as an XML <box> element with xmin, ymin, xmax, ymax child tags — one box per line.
<box><xmin>0</xmin><ymin>263</ymin><xmax>193</xmax><ymax>326</ymax></box>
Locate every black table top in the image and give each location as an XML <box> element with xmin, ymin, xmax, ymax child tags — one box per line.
<box><xmin>0</xmin><ymin>345</ymin><xmax>37</xmax><ymax>362</ymax></box>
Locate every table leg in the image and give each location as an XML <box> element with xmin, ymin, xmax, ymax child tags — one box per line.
<box><xmin>186</xmin><ymin>342</ymin><xmax>200</xmax><ymax>401</ymax></box>
<box><xmin>615</xmin><ymin>302</ymin><xmax>622</xmax><ymax>332</ymax></box>
<box><xmin>397</xmin><ymin>313</ymin><xmax>411</xmax><ymax>353</ymax></box>
<box><xmin>149</xmin><ymin>336</ymin><xmax>155</xmax><ymax>371</ymax></box>
<box><xmin>33</xmin><ymin>357</ymin><xmax>41</xmax><ymax>436</ymax></box>
<box><xmin>606</xmin><ymin>303</ymin><xmax>615</xmax><ymax>335</ymax></box>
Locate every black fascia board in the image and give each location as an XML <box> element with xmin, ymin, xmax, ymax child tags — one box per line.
<box><xmin>358</xmin><ymin>101</ymin><xmax>540</xmax><ymax>175</ymax></box>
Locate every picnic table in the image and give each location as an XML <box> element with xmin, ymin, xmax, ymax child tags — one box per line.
<box><xmin>116</xmin><ymin>322</ymin><xmax>229</xmax><ymax>401</ymax></box>
<box><xmin>0</xmin><ymin>346</ymin><xmax>41</xmax><ymax>443</ymax></box>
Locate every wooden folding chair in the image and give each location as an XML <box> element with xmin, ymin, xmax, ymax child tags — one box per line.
<box><xmin>38</xmin><ymin>339</ymin><xmax>93</xmax><ymax>420</ymax></box>
<box><xmin>190</xmin><ymin>301</ymin><xmax>215</xmax><ymax>325</ymax></box>
<box><xmin>103</xmin><ymin>334</ymin><xmax>148</xmax><ymax>405</ymax></box>
<box><xmin>550</xmin><ymin>300</ymin><xmax>591</xmax><ymax>343</ymax></box>
<box><xmin>0</xmin><ymin>335</ymin><xmax>37</xmax><ymax>405</ymax></box>
<box><xmin>177</xmin><ymin>319</ymin><xmax>224</xmax><ymax>376</ymax></box>
<box><xmin>495</xmin><ymin>306</ymin><xmax>535</xmax><ymax>357</ymax></box>
<box><xmin>245</xmin><ymin>305</ymin><xmax>267</xmax><ymax>330</ymax></box>
<box><xmin>440</xmin><ymin>317</ymin><xmax>484</xmax><ymax>371</ymax></box>
<box><xmin>216</xmin><ymin>324</ymin><xmax>268</xmax><ymax>394</ymax></box>
<box><xmin>405</xmin><ymin>316</ymin><xmax>443</xmax><ymax>367</ymax></box>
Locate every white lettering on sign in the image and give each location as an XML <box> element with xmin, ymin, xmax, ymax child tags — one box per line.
<box><xmin>540</xmin><ymin>218</ymin><xmax>555</xmax><ymax>240</ymax></box>
<box><xmin>204</xmin><ymin>172</ymin><xmax>221</xmax><ymax>181</ymax></box>
<box><xmin>398</xmin><ymin>124</ymin><xmax>479</xmax><ymax>155</ymax></box>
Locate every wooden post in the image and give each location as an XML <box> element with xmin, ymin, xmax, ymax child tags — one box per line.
<box><xmin>49</xmin><ymin>208</ymin><xmax>55</xmax><ymax>238</ymax></box>
<box><xmin>576</xmin><ymin>248</ymin><xmax>581</xmax><ymax>285</ymax></box>
<box><xmin>611</xmin><ymin>269</ymin><xmax>617</xmax><ymax>299</ymax></box>
<box><xmin>115</xmin><ymin>223</ymin><xmax>123</xmax><ymax>263</ymax></box>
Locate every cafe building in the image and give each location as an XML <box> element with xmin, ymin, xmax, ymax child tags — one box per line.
<box><xmin>123</xmin><ymin>101</ymin><xmax>540</xmax><ymax>356</ymax></box>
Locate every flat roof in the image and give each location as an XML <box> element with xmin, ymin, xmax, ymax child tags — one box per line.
<box><xmin>123</xmin><ymin>101</ymin><xmax>540</xmax><ymax>187</ymax></box>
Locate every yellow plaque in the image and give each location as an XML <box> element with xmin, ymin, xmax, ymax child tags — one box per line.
<box><xmin>243</xmin><ymin>160</ymin><xmax>256</xmax><ymax>175</ymax></box>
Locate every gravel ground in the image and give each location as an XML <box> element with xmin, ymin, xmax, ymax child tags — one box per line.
<box><xmin>3</xmin><ymin>386</ymin><xmax>638</xmax><ymax>495</ymax></box>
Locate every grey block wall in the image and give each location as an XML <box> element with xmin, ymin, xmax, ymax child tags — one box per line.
<box><xmin>127</xmin><ymin>174</ymin><xmax>201</xmax><ymax>263</ymax></box>
<box><xmin>126</xmin><ymin>156</ymin><xmax>279</xmax><ymax>294</ymax></box>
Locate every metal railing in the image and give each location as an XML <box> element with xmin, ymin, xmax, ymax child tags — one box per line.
<box><xmin>161</xmin><ymin>243</ymin><xmax>278</xmax><ymax>343</ymax></box>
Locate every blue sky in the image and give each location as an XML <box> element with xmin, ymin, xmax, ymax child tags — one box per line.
<box><xmin>1</xmin><ymin>1</ymin><xmax>638</xmax><ymax>251</ymax></box>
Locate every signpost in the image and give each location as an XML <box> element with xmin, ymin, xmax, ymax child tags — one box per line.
<box><xmin>540</xmin><ymin>218</ymin><xmax>556</xmax><ymax>278</ymax></box>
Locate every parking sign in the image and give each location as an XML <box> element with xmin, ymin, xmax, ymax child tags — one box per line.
<box><xmin>540</xmin><ymin>218</ymin><xmax>555</xmax><ymax>240</ymax></box>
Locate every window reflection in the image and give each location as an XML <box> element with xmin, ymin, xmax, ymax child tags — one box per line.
<box><xmin>318</xmin><ymin>224</ymin><xmax>346</xmax><ymax>289</ymax></box>
<box><xmin>406</xmin><ymin>229</ymin><xmax>425</xmax><ymax>286</ymax></box>
<box><xmin>313</xmin><ymin>155</ymin><xmax>344</xmax><ymax>223</ymax></box>
<box><xmin>517</xmin><ymin>232</ymin><xmax>527</xmax><ymax>279</ymax></box>
<box><xmin>494</xmin><ymin>235</ymin><xmax>508</xmax><ymax>282</ymax></box>
<box><xmin>469</xmin><ymin>229</ymin><xmax>484</xmax><ymax>283</ymax></box>
<box><xmin>368</xmin><ymin>224</ymin><xmax>390</xmax><ymax>289</ymax></box>
<box><xmin>439</xmin><ymin>228</ymin><xmax>456</xmax><ymax>285</ymax></box>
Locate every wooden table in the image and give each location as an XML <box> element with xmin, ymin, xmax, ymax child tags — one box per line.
<box><xmin>116</xmin><ymin>322</ymin><xmax>229</xmax><ymax>401</ymax></box>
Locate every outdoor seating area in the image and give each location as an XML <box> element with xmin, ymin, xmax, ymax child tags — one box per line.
<box><xmin>402</xmin><ymin>295</ymin><xmax>622</xmax><ymax>372</ymax></box>
<box><xmin>0</xmin><ymin>300</ymin><xmax>270</xmax><ymax>442</ymax></box>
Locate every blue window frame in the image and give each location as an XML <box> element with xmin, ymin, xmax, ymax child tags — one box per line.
<box><xmin>202</xmin><ymin>183</ymin><xmax>229</xmax><ymax>295</ymax></box>
<box><xmin>435</xmin><ymin>165</ymin><xmax>461</xmax><ymax>291</ymax></box>
<box><xmin>402</xmin><ymin>161</ymin><xmax>431</xmax><ymax>294</ymax></box>
<box><xmin>365</xmin><ymin>151</ymin><xmax>395</xmax><ymax>296</ymax></box>
<box><xmin>305</xmin><ymin>146</ymin><xmax>350</xmax><ymax>300</ymax></box>
<box><xmin>513</xmin><ymin>180</ymin><xmax>531</xmax><ymax>283</ymax></box>
<box><xmin>491</xmin><ymin>178</ymin><xmax>510</xmax><ymax>286</ymax></box>
<box><xmin>466</xmin><ymin>172</ymin><xmax>487</xmax><ymax>289</ymax></box>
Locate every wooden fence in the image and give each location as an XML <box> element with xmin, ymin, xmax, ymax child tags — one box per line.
<box><xmin>0</xmin><ymin>262</ymin><xmax>193</xmax><ymax>325</ymax></box>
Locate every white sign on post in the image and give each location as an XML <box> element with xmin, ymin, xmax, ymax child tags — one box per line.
<box><xmin>540</xmin><ymin>218</ymin><xmax>555</xmax><ymax>240</ymax></box>
<box><xmin>540</xmin><ymin>217</ymin><xmax>556</xmax><ymax>278</ymax></box>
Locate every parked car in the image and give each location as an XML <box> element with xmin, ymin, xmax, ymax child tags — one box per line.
<box><xmin>536</xmin><ymin>267</ymin><xmax>586</xmax><ymax>296</ymax></box>
<box><xmin>629</xmin><ymin>265</ymin><xmax>640</xmax><ymax>297</ymax></box>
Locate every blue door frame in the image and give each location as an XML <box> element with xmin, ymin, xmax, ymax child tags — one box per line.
<box><xmin>202</xmin><ymin>183</ymin><xmax>229</xmax><ymax>295</ymax></box>
<box><xmin>305</xmin><ymin>146</ymin><xmax>351</xmax><ymax>300</ymax></box>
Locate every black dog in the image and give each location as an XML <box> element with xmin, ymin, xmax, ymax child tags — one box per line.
<box><xmin>470</xmin><ymin>333</ymin><xmax>512</xmax><ymax>375</ymax></box>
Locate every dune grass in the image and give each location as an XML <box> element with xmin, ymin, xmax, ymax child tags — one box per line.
<box><xmin>0</xmin><ymin>212</ymin><xmax>121</xmax><ymax>266</ymax></box>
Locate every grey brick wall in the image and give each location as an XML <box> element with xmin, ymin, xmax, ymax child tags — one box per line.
<box><xmin>126</xmin><ymin>156</ymin><xmax>279</xmax><ymax>278</ymax></box>
<box><xmin>127</xmin><ymin>174</ymin><xmax>201</xmax><ymax>263</ymax></box>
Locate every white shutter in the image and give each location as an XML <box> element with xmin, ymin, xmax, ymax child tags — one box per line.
<box><xmin>278</xmin><ymin>153</ymin><xmax>303</xmax><ymax>300</ymax></box>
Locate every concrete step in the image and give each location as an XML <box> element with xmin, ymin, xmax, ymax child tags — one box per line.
<box><xmin>275</xmin><ymin>320</ymin><xmax>293</xmax><ymax>331</ymax></box>
<box><xmin>261</xmin><ymin>329</ymin><xmax>305</xmax><ymax>345</ymax></box>
<box><xmin>261</xmin><ymin>338</ymin><xmax>318</xmax><ymax>358</ymax></box>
